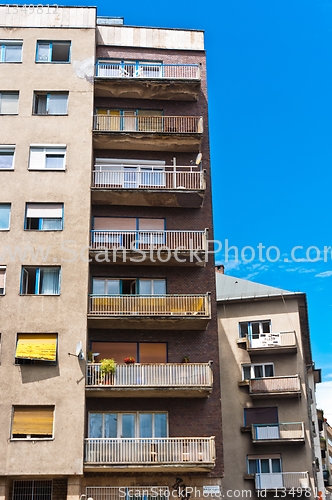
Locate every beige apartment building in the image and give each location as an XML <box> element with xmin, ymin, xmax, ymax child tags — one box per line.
<box><xmin>0</xmin><ymin>6</ymin><xmax>222</xmax><ymax>500</ymax></box>
<box><xmin>216</xmin><ymin>268</ymin><xmax>322</xmax><ymax>499</ymax></box>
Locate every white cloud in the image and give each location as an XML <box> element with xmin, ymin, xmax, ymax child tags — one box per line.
<box><xmin>316</xmin><ymin>381</ymin><xmax>332</xmax><ymax>423</ymax></box>
<box><xmin>315</xmin><ymin>270</ymin><xmax>332</xmax><ymax>278</ymax></box>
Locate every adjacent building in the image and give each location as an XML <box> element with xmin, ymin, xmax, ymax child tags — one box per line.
<box><xmin>216</xmin><ymin>268</ymin><xmax>322</xmax><ymax>499</ymax></box>
<box><xmin>0</xmin><ymin>6</ymin><xmax>222</xmax><ymax>500</ymax></box>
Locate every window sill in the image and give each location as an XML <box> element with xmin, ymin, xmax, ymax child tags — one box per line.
<box><xmin>0</xmin><ymin>62</ymin><xmax>22</xmax><ymax>64</ymax></box>
<box><xmin>28</xmin><ymin>168</ymin><xmax>66</xmax><ymax>172</ymax></box>
<box><xmin>24</xmin><ymin>229</ymin><xmax>63</xmax><ymax>232</ymax></box>
<box><xmin>0</xmin><ymin>113</ymin><xmax>18</xmax><ymax>116</ymax></box>
<box><xmin>20</xmin><ymin>294</ymin><xmax>60</xmax><ymax>296</ymax></box>
<box><xmin>0</xmin><ymin>228</ymin><xmax>10</xmax><ymax>231</ymax></box>
<box><xmin>32</xmin><ymin>114</ymin><xmax>68</xmax><ymax>117</ymax></box>
<box><xmin>10</xmin><ymin>437</ymin><xmax>54</xmax><ymax>441</ymax></box>
<box><xmin>238</xmin><ymin>380</ymin><xmax>249</xmax><ymax>387</ymax></box>
<box><xmin>0</xmin><ymin>168</ymin><xmax>14</xmax><ymax>171</ymax></box>
<box><xmin>35</xmin><ymin>61</ymin><xmax>71</xmax><ymax>64</ymax></box>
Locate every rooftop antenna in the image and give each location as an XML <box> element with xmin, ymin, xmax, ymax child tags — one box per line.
<box><xmin>68</xmin><ymin>341</ymin><xmax>84</xmax><ymax>360</ymax></box>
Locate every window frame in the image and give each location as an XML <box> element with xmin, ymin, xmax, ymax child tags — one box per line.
<box><xmin>20</xmin><ymin>266</ymin><xmax>61</xmax><ymax>296</ymax></box>
<box><xmin>91</xmin><ymin>277</ymin><xmax>167</xmax><ymax>295</ymax></box>
<box><xmin>28</xmin><ymin>145</ymin><xmax>67</xmax><ymax>171</ymax></box>
<box><xmin>0</xmin><ymin>40</ymin><xmax>23</xmax><ymax>63</ymax></box>
<box><xmin>0</xmin><ymin>91</ymin><xmax>19</xmax><ymax>115</ymax></box>
<box><xmin>11</xmin><ymin>405</ymin><xmax>55</xmax><ymax>440</ymax></box>
<box><xmin>239</xmin><ymin>320</ymin><xmax>271</xmax><ymax>339</ymax></box>
<box><xmin>24</xmin><ymin>203</ymin><xmax>64</xmax><ymax>231</ymax></box>
<box><xmin>0</xmin><ymin>145</ymin><xmax>15</xmax><ymax>170</ymax></box>
<box><xmin>88</xmin><ymin>411</ymin><xmax>168</xmax><ymax>439</ymax></box>
<box><xmin>0</xmin><ymin>203</ymin><xmax>11</xmax><ymax>230</ymax></box>
<box><xmin>242</xmin><ymin>363</ymin><xmax>275</xmax><ymax>380</ymax></box>
<box><xmin>36</xmin><ymin>40</ymin><xmax>71</xmax><ymax>64</ymax></box>
<box><xmin>12</xmin><ymin>480</ymin><xmax>53</xmax><ymax>500</ymax></box>
<box><xmin>90</xmin><ymin>341</ymin><xmax>168</xmax><ymax>363</ymax></box>
<box><xmin>0</xmin><ymin>266</ymin><xmax>6</xmax><ymax>295</ymax></box>
<box><xmin>32</xmin><ymin>92</ymin><xmax>69</xmax><ymax>116</ymax></box>
<box><xmin>246</xmin><ymin>455</ymin><xmax>282</xmax><ymax>475</ymax></box>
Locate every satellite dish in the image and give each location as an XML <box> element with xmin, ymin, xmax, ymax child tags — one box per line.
<box><xmin>68</xmin><ymin>341</ymin><xmax>84</xmax><ymax>360</ymax></box>
<box><xmin>195</xmin><ymin>152</ymin><xmax>202</xmax><ymax>165</ymax></box>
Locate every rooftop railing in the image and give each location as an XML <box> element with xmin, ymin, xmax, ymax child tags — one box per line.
<box><xmin>252</xmin><ymin>422</ymin><xmax>304</xmax><ymax>442</ymax></box>
<box><xmin>93</xmin><ymin>115</ymin><xmax>203</xmax><ymax>134</ymax></box>
<box><xmin>86</xmin><ymin>362</ymin><xmax>213</xmax><ymax>388</ymax></box>
<box><xmin>249</xmin><ymin>375</ymin><xmax>301</xmax><ymax>395</ymax></box>
<box><xmin>96</xmin><ymin>62</ymin><xmax>200</xmax><ymax>80</ymax></box>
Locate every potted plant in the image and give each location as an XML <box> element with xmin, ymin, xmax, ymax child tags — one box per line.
<box><xmin>100</xmin><ymin>358</ymin><xmax>116</xmax><ymax>384</ymax></box>
<box><xmin>182</xmin><ymin>355</ymin><xmax>190</xmax><ymax>363</ymax></box>
<box><xmin>124</xmin><ymin>357</ymin><xmax>135</xmax><ymax>364</ymax></box>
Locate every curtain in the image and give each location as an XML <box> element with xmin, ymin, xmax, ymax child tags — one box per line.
<box><xmin>40</xmin><ymin>268</ymin><xmax>59</xmax><ymax>295</ymax></box>
<box><xmin>41</xmin><ymin>218</ymin><xmax>62</xmax><ymax>230</ymax></box>
<box><xmin>1</xmin><ymin>93</ymin><xmax>18</xmax><ymax>114</ymax></box>
<box><xmin>48</xmin><ymin>94</ymin><xmax>68</xmax><ymax>115</ymax></box>
<box><xmin>5</xmin><ymin>45</ymin><xmax>21</xmax><ymax>62</ymax></box>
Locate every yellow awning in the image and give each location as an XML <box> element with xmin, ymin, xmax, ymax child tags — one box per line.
<box><xmin>15</xmin><ymin>334</ymin><xmax>57</xmax><ymax>361</ymax></box>
<box><xmin>12</xmin><ymin>406</ymin><xmax>54</xmax><ymax>436</ymax></box>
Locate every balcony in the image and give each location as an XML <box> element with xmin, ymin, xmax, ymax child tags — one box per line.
<box><xmin>89</xmin><ymin>229</ymin><xmax>207</xmax><ymax>266</ymax></box>
<box><xmin>246</xmin><ymin>331</ymin><xmax>297</xmax><ymax>354</ymax></box>
<box><xmin>84</xmin><ymin>436</ymin><xmax>215</xmax><ymax>472</ymax></box>
<box><xmin>93</xmin><ymin>115</ymin><xmax>203</xmax><ymax>152</ymax></box>
<box><xmin>85</xmin><ymin>362</ymin><xmax>213</xmax><ymax>398</ymax></box>
<box><xmin>255</xmin><ymin>472</ymin><xmax>309</xmax><ymax>491</ymax></box>
<box><xmin>91</xmin><ymin>165</ymin><xmax>206</xmax><ymax>208</ymax></box>
<box><xmin>251</xmin><ymin>422</ymin><xmax>305</xmax><ymax>444</ymax></box>
<box><xmin>87</xmin><ymin>293</ymin><xmax>211</xmax><ymax>330</ymax></box>
<box><xmin>249</xmin><ymin>375</ymin><xmax>301</xmax><ymax>398</ymax></box>
<box><xmin>94</xmin><ymin>62</ymin><xmax>201</xmax><ymax>101</ymax></box>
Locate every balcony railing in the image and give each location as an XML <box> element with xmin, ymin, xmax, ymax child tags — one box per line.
<box><xmin>248</xmin><ymin>331</ymin><xmax>296</xmax><ymax>349</ymax></box>
<box><xmin>96</xmin><ymin>62</ymin><xmax>200</xmax><ymax>80</ymax></box>
<box><xmin>255</xmin><ymin>472</ymin><xmax>309</xmax><ymax>491</ymax></box>
<box><xmin>90</xmin><ymin>230</ymin><xmax>207</xmax><ymax>251</ymax></box>
<box><xmin>93</xmin><ymin>115</ymin><xmax>203</xmax><ymax>134</ymax></box>
<box><xmin>252</xmin><ymin>422</ymin><xmax>304</xmax><ymax>442</ymax></box>
<box><xmin>92</xmin><ymin>167</ymin><xmax>205</xmax><ymax>191</ymax></box>
<box><xmin>86</xmin><ymin>362</ymin><xmax>213</xmax><ymax>388</ymax></box>
<box><xmin>84</xmin><ymin>437</ymin><xmax>215</xmax><ymax>465</ymax></box>
<box><xmin>249</xmin><ymin>375</ymin><xmax>301</xmax><ymax>395</ymax></box>
<box><xmin>88</xmin><ymin>294</ymin><xmax>210</xmax><ymax>317</ymax></box>
<box><xmin>86</xmin><ymin>487</ymin><xmax>170</xmax><ymax>500</ymax></box>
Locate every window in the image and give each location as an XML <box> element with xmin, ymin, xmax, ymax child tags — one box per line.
<box><xmin>15</xmin><ymin>333</ymin><xmax>58</xmax><ymax>365</ymax></box>
<box><xmin>0</xmin><ymin>40</ymin><xmax>22</xmax><ymax>62</ymax></box>
<box><xmin>11</xmin><ymin>406</ymin><xmax>54</xmax><ymax>439</ymax></box>
<box><xmin>21</xmin><ymin>267</ymin><xmax>60</xmax><ymax>295</ymax></box>
<box><xmin>92</xmin><ymin>217</ymin><xmax>165</xmax><ymax>248</ymax></box>
<box><xmin>36</xmin><ymin>41</ymin><xmax>70</xmax><ymax>63</ymax></box>
<box><xmin>0</xmin><ymin>267</ymin><xmax>6</xmax><ymax>294</ymax></box>
<box><xmin>0</xmin><ymin>145</ymin><xmax>15</xmax><ymax>169</ymax></box>
<box><xmin>0</xmin><ymin>92</ymin><xmax>19</xmax><ymax>114</ymax></box>
<box><xmin>242</xmin><ymin>363</ymin><xmax>274</xmax><ymax>380</ymax></box>
<box><xmin>13</xmin><ymin>480</ymin><xmax>52</xmax><ymax>500</ymax></box>
<box><xmin>0</xmin><ymin>203</ymin><xmax>11</xmax><ymax>230</ymax></box>
<box><xmin>88</xmin><ymin>412</ymin><xmax>167</xmax><ymax>438</ymax></box>
<box><xmin>244</xmin><ymin>407</ymin><xmax>278</xmax><ymax>426</ymax></box>
<box><xmin>25</xmin><ymin>203</ymin><xmax>63</xmax><ymax>231</ymax></box>
<box><xmin>90</xmin><ymin>342</ymin><xmax>167</xmax><ymax>363</ymax></box>
<box><xmin>247</xmin><ymin>455</ymin><xmax>282</xmax><ymax>474</ymax></box>
<box><xmin>29</xmin><ymin>146</ymin><xmax>66</xmax><ymax>170</ymax></box>
<box><xmin>239</xmin><ymin>320</ymin><xmax>271</xmax><ymax>339</ymax></box>
<box><xmin>92</xmin><ymin>278</ymin><xmax>166</xmax><ymax>295</ymax></box>
<box><xmin>33</xmin><ymin>92</ymin><xmax>68</xmax><ymax>115</ymax></box>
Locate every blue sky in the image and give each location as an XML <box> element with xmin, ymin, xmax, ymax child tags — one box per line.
<box><xmin>15</xmin><ymin>0</ymin><xmax>332</xmax><ymax>412</ymax></box>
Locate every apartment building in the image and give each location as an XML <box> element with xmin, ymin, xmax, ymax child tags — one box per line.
<box><xmin>0</xmin><ymin>6</ymin><xmax>222</xmax><ymax>500</ymax></box>
<box><xmin>216</xmin><ymin>269</ymin><xmax>322</xmax><ymax>499</ymax></box>
<box><xmin>317</xmin><ymin>409</ymin><xmax>332</xmax><ymax>494</ymax></box>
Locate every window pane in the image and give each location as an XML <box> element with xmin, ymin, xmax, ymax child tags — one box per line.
<box><xmin>4</xmin><ymin>45</ymin><xmax>22</xmax><ymax>62</ymax></box>
<box><xmin>35</xmin><ymin>94</ymin><xmax>47</xmax><ymax>115</ymax></box>
<box><xmin>239</xmin><ymin>323</ymin><xmax>249</xmax><ymax>338</ymax></box>
<box><xmin>48</xmin><ymin>94</ymin><xmax>68</xmax><ymax>115</ymax></box>
<box><xmin>51</xmin><ymin>42</ymin><xmax>70</xmax><ymax>62</ymax></box>
<box><xmin>154</xmin><ymin>413</ymin><xmax>167</xmax><ymax>437</ymax></box>
<box><xmin>139</xmin><ymin>343</ymin><xmax>167</xmax><ymax>363</ymax></box>
<box><xmin>40</xmin><ymin>268</ymin><xmax>60</xmax><ymax>295</ymax></box>
<box><xmin>1</xmin><ymin>93</ymin><xmax>18</xmax><ymax>114</ymax></box>
<box><xmin>89</xmin><ymin>413</ymin><xmax>102</xmax><ymax>438</ymax></box>
<box><xmin>140</xmin><ymin>413</ymin><xmax>152</xmax><ymax>438</ymax></box>
<box><xmin>153</xmin><ymin>279</ymin><xmax>166</xmax><ymax>295</ymax></box>
<box><xmin>37</xmin><ymin>43</ymin><xmax>50</xmax><ymax>62</ymax></box>
<box><xmin>243</xmin><ymin>366</ymin><xmax>251</xmax><ymax>380</ymax></box>
<box><xmin>260</xmin><ymin>459</ymin><xmax>270</xmax><ymax>473</ymax></box>
<box><xmin>106</xmin><ymin>279</ymin><xmax>120</xmax><ymax>295</ymax></box>
<box><xmin>248</xmin><ymin>459</ymin><xmax>257</xmax><ymax>474</ymax></box>
<box><xmin>122</xmin><ymin>414</ymin><xmax>135</xmax><ymax>438</ymax></box>
<box><xmin>45</xmin><ymin>154</ymin><xmax>64</xmax><ymax>169</ymax></box>
<box><xmin>92</xmin><ymin>279</ymin><xmax>106</xmax><ymax>295</ymax></box>
<box><xmin>272</xmin><ymin>459</ymin><xmax>281</xmax><ymax>473</ymax></box>
<box><xmin>244</xmin><ymin>407</ymin><xmax>278</xmax><ymax>426</ymax></box>
<box><xmin>262</xmin><ymin>321</ymin><xmax>271</xmax><ymax>333</ymax></box>
<box><xmin>0</xmin><ymin>204</ymin><xmax>10</xmax><ymax>229</ymax></box>
<box><xmin>0</xmin><ymin>151</ymin><xmax>14</xmax><ymax>169</ymax></box>
<box><xmin>139</xmin><ymin>280</ymin><xmax>152</xmax><ymax>295</ymax></box>
<box><xmin>251</xmin><ymin>323</ymin><xmax>260</xmax><ymax>337</ymax></box>
<box><xmin>104</xmin><ymin>414</ymin><xmax>117</xmax><ymax>438</ymax></box>
<box><xmin>91</xmin><ymin>342</ymin><xmax>137</xmax><ymax>363</ymax></box>
<box><xmin>254</xmin><ymin>366</ymin><xmax>263</xmax><ymax>378</ymax></box>
<box><xmin>265</xmin><ymin>365</ymin><xmax>274</xmax><ymax>377</ymax></box>
<box><xmin>41</xmin><ymin>218</ymin><xmax>62</xmax><ymax>230</ymax></box>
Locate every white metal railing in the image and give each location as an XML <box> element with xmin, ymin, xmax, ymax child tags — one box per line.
<box><xmin>86</xmin><ymin>362</ymin><xmax>213</xmax><ymax>388</ymax></box>
<box><xmin>93</xmin><ymin>115</ymin><xmax>203</xmax><ymax>134</ymax></box>
<box><xmin>252</xmin><ymin>422</ymin><xmax>304</xmax><ymax>441</ymax></box>
<box><xmin>86</xmin><ymin>487</ymin><xmax>170</xmax><ymax>500</ymax></box>
<box><xmin>90</xmin><ymin>230</ymin><xmax>207</xmax><ymax>251</ymax></box>
<box><xmin>84</xmin><ymin>437</ymin><xmax>215</xmax><ymax>465</ymax></box>
<box><xmin>249</xmin><ymin>375</ymin><xmax>301</xmax><ymax>395</ymax></box>
<box><xmin>255</xmin><ymin>472</ymin><xmax>309</xmax><ymax>490</ymax></box>
<box><xmin>248</xmin><ymin>331</ymin><xmax>296</xmax><ymax>349</ymax></box>
<box><xmin>96</xmin><ymin>62</ymin><xmax>200</xmax><ymax>80</ymax></box>
<box><xmin>92</xmin><ymin>167</ymin><xmax>205</xmax><ymax>191</ymax></box>
<box><xmin>88</xmin><ymin>294</ymin><xmax>210</xmax><ymax>317</ymax></box>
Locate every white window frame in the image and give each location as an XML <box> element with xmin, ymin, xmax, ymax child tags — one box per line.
<box><xmin>25</xmin><ymin>203</ymin><xmax>64</xmax><ymax>231</ymax></box>
<box><xmin>0</xmin><ymin>40</ymin><xmax>22</xmax><ymax>63</ymax></box>
<box><xmin>88</xmin><ymin>412</ymin><xmax>168</xmax><ymax>438</ymax></box>
<box><xmin>0</xmin><ymin>203</ymin><xmax>11</xmax><ymax>230</ymax></box>
<box><xmin>33</xmin><ymin>92</ymin><xmax>68</xmax><ymax>115</ymax></box>
<box><xmin>0</xmin><ymin>266</ymin><xmax>6</xmax><ymax>295</ymax></box>
<box><xmin>28</xmin><ymin>145</ymin><xmax>66</xmax><ymax>171</ymax></box>
<box><xmin>239</xmin><ymin>320</ymin><xmax>271</xmax><ymax>339</ymax></box>
<box><xmin>0</xmin><ymin>145</ymin><xmax>15</xmax><ymax>170</ymax></box>
<box><xmin>242</xmin><ymin>363</ymin><xmax>274</xmax><ymax>380</ymax></box>
<box><xmin>0</xmin><ymin>91</ymin><xmax>19</xmax><ymax>114</ymax></box>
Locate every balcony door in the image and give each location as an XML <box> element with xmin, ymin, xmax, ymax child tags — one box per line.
<box><xmin>88</xmin><ymin>412</ymin><xmax>167</xmax><ymax>438</ymax></box>
<box><xmin>249</xmin><ymin>456</ymin><xmax>283</xmax><ymax>489</ymax></box>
